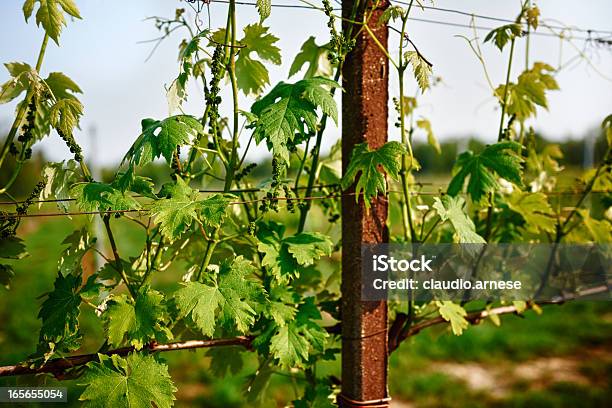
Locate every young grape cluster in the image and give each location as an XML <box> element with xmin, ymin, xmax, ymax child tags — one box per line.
<box><xmin>235</xmin><ymin>162</ymin><xmax>257</xmax><ymax>183</ymax></box>
<box><xmin>0</xmin><ymin>181</ymin><xmax>45</xmax><ymax>239</ymax></box>
<box><xmin>13</xmin><ymin>97</ymin><xmax>38</xmax><ymax>160</ymax></box>
<box><xmin>323</xmin><ymin>0</ymin><xmax>356</xmax><ymax>65</ymax></box>
<box><xmin>57</xmin><ymin>129</ymin><xmax>83</xmax><ymax>162</ymax></box>
<box><xmin>206</xmin><ymin>45</ymin><xmax>224</xmax><ymax>141</ymax></box>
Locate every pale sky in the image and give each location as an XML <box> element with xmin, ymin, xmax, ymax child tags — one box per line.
<box><xmin>1</xmin><ymin>0</ymin><xmax>611</xmax><ymax>166</ymax></box>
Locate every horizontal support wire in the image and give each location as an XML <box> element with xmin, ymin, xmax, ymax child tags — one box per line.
<box><xmin>391</xmin><ymin>0</ymin><xmax>612</xmax><ymax>35</ymax></box>
<box><xmin>0</xmin><ymin>189</ymin><xmax>609</xmax><ymax>219</ymax></box>
<box><xmin>206</xmin><ymin>0</ymin><xmax>610</xmax><ymax>41</ymax></box>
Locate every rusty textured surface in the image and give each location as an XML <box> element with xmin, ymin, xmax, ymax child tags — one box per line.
<box><xmin>340</xmin><ymin>1</ymin><xmax>390</xmax><ymax>406</ymax></box>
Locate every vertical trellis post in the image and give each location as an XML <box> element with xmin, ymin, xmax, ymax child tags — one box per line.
<box><xmin>340</xmin><ymin>1</ymin><xmax>390</xmax><ymax>407</ymax></box>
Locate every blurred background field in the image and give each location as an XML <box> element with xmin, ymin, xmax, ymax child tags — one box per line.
<box><xmin>1</xmin><ymin>135</ymin><xmax>611</xmax><ymax>407</ymax></box>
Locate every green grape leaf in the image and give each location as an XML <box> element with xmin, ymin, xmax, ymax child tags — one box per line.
<box><xmin>289</xmin><ymin>37</ymin><xmax>332</xmax><ymax>79</ymax></box>
<box><xmin>506</xmin><ymin>191</ymin><xmax>556</xmax><ymax>234</ymax></box>
<box><xmin>284</xmin><ymin>233</ymin><xmax>333</xmax><ymax>266</ymax></box>
<box><xmin>399</xmin><ymin>96</ymin><xmax>417</xmax><ymax>117</ymax></box>
<box><xmin>49</xmin><ymin>98</ymin><xmax>83</xmax><ymax>136</ymax></box>
<box><xmin>266</xmin><ymin>300</ymin><xmax>298</xmax><ymax>327</ymax></box>
<box><xmin>45</xmin><ymin>72</ymin><xmax>83</xmax><ymax>99</ymax></box>
<box><xmin>251</xmin><ymin>77</ymin><xmax>339</xmax><ymax>163</ymax></box>
<box><xmin>447</xmin><ymin>141</ymin><xmax>523</xmax><ymax>203</ymax></box>
<box><xmin>494</xmin><ymin>62</ymin><xmax>559</xmax><ymax>121</ymax></box>
<box><xmin>71</xmin><ymin>182</ymin><xmax>141</xmax><ymax>212</ymax></box>
<box><xmin>258</xmin><ymin>242</ymin><xmax>295</xmax><ymax>282</ymax></box>
<box><xmin>151</xmin><ymin>179</ymin><xmax>230</xmax><ymax>240</ymax></box>
<box><xmin>259</xmin><ymin>298</ymin><xmax>328</xmax><ymax>368</ymax></box>
<box><xmin>484</xmin><ymin>23</ymin><xmax>522</xmax><ymax>51</ymax></box>
<box><xmin>38</xmin><ymin>273</ymin><xmax>81</xmax><ymax>346</ymax></box>
<box><xmin>0</xmin><ymin>62</ymin><xmax>34</xmax><ymax>104</ymax></box>
<box><xmin>256</xmin><ymin>0</ymin><xmax>271</xmax><ymax>22</ymax></box>
<box><xmin>79</xmin><ymin>273</ymin><xmax>102</xmax><ymax>300</ymax></box>
<box><xmin>294</xmin><ymin>383</ymin><xmax>336</xmax><ymax>408</ymax></box>
<box><xmin>174</xmin><ymin>256</ymin><xmax>264</xmax><ymax>336</ymax></box>
<box><xmin>258</xmin><ymin>229</ymin><xmax>332</xmax><ymax>282</ymax></box>
<box><xmin>405</xmin><ymin>50</ymin><xmax>432</xmax><ymax>92</ymax></box>
<box><xmin>23</xmin><ymin>0</ymin><xmax>82</xmax><ymax>44</ymax></box>
<box><xmin>416</xmin><ymin>118</ymin><xmax>440</xmax><ymax>154</ymax></box>
<box><xmin>40</xmin><ymin>160</ymin><xmax>79</xmax><ymax>212</ymax></box>
<box><xmin>23</xmin><ymin>71</ymin><xmax>83</xmax><ymax>141</ymax></box>
<box><xmin>104</xmin><ymin>289</ymin><xmax>170</xmax><ymax>350</ymax></box>
<box><xmin>0</xmin><ymin>236</ymin><xmax>28</xmax><ymax>260</ymax></box>
<box><xmin>207</xmin><ymin>347</ymin><xmax>244</xmax><ymax>378</ymax></box>
<box><xmin>124</xmin><ymin>116</ymin><xmax>203</xmax><ymax>167</ymax></box>
<box><xmin>173</xmin><ymin>282</ymin><xmax>219</xmax><ymax>336</ymax></box>
<box><xmin>199</xmin><ymin>194</ymin><xmax>232</xmax><ymax>227</ymax></box>
<box><xmin>0</xmin><ymin>264</ymin><xmax>15</xmax><ymax>289</ymax></box>
<box><xmin>436</xmin><ymin>301</ymin><xmax>469</xmax><ymax>335</ymax></box>
<box><xmin>578</xmin><ymin>209</ymin><xmax>612</xmax><ymax>242</ymax></box>
<box><xmin>130</xmin><ymin>176</ymin><xmax>157</xmax><ymax>198</ymax></box>
<box><xmin>379</xmin><ymin>5</ymin><xmax>405</xmax><ymax>24</ymax></box>
<box><xmin>230</xmin><ymin>24</ymin><xmax>281</xmax><ymax>95</ymax></box>
<box><xmin>244</xmin><ymin>363</ymin><xmax>274</xmax><ymax>406</ymax></box>
<box><xmin>341</xmin><ymin>141</ymin><xmax>407</xmax><ymax>209</ymax></box>
<box><xmin>79</xmin><ymin>353</ymin><xmax>176</xmax><ymax>408</ymax></box>
<box><xmin>113</xmin><ymin>167</ymin><xmax>157</xmax><ymax>199</ymax></box>
<box><xmin>58</xmin><ymin>228</ymin><xmax>95</xmax><ymax>276</ymax></box>
<box><xmin>525</xmin><ymin>6</ymin><xmax>540</xmax><ymax>30</ymax></box>
<box><xmin>262</xmin><ymin>285</ymin><xmax>299</xmax><ymax>327</ymax></box>
<box><xmin>168</xmin><ymin>31</ymin><xmax>210</xmax><ymax>114</ymax></box>
<box><xmin>151</xmin><ymin>178</ymin><xmax>200</xmax><ymax>240</ymax></box>
<box><xmin>270</xmin><ymin>323</ymin><xmax>310</xmax><ymax>368</ymax></box>
<box><xmin>433</xmin><ymin>196</ymin><xmax>486</xmax><ymax>244</ymax></box>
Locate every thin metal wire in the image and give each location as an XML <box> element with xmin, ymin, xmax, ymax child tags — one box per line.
<box><xmin>1</xmin><ymin>188</ymin><xmax>609</xmax><ymax>219</ymax></box>
<box><xmin>0</xmin><ymin>183</ymin><xmax>436</xmax><ymax>206</ymax></box>
<box><xmin>1</xmin><ymin>186</ymin><xmax>608</xmax><ymax>206</ymax></box>
<box><xmin>0</xmin><ymin>192</ymin><xmax>356</xmax><ymax>219</ymax></box>
<box><xmin>206</xmin><ymin>0</ymin><xmax>610</xmax><ymax>41</ymax></box>
<box><xmin>396</xmin><ymin>17</ymin><xmax>597</xmax><ymax>42</ymax></box>
<box><xmin>391</xmin><ymin>0</ymin><xmax>612</xmax><ymax>35</ymax></box>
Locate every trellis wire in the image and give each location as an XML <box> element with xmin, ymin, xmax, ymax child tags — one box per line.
<box><xmin>0</xmin><ymin>188</ymin><xmax>609</xmax><ymax>219</ymax></box>
<box><xmin>1</xmin><ymin>183</ymin><xmax>609</xmax><ymax>207</ymax></box>
<box><xmin>202</xmin><ymin>0</ymin><xmax>612</xmax><ymax>42</ymax></box>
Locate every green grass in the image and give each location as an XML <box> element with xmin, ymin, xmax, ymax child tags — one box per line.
<box><xmin>500</xmin><ymin>382</ymin><xmax>611</xmax><ymax>408</ymax></box>
<box><xmin>394</xmin><ymin>302</ymin><xmax>612</xmax><ymax>363</ymax></box>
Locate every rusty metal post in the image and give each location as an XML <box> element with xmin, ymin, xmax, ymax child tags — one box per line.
<box><xmin>340</xmin><ymin>1</ymin><xmax>390</xmax><ymax>407</ymax></box>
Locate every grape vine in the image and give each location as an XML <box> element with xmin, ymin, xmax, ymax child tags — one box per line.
<box><xmin>0</xmin><ymin>0</ymin><xmax>611</xmax><ymax>407</ymax></box>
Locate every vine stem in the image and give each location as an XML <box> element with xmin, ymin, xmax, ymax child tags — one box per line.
<box><xmin>534</xmin><ymin>148</ymin><xmax>611</xmax><ymax>297</ymax></box>
<box><xmin>296</xmin><ymin>0</ymin><xmax>361</xmax><ymax>233</ymax></box>
<box><xmin>497</xmin><ymin>37</ymin><xmax>516</xmax><ymax>141</ymax></box>
<box><xmin>224</xmin><ymin>0</ymin><xmax>240</xmax><ymax>192</ymax></box>
<box><xmin>560</xmin><ymin>147</ymin><xmax>610</xmax><ymax>234</ymax></box>
<box><xmin>397</xmin><ymin>2</ymin><xmax>418</xmax><ymax>243</ymax></box>
<box><xmin>296</xmin><ymin>84</ymin><xmax>338</xmax><ymax>233</ymax></box>
<box><xmin>0</xmin><ymin>34</ymin><xmax>49</xmax><ymax>173</ymax></box>
<box><xmin>390</xmin><ymin>284</ymin><xmax>610</xmax><ymax>352</ymax></box>
<box><xmin>3</xmin><ymin>284</ymin><xmax>608</xmax><ymax>377</ymax></box>
<box><xmin>103</xmin><ymin>215</ymin><xmax>137</xmax><ymax>299</ymax></box>
<box><xmin>197</xmin><ymin>0</ymin><xmax>238</xmax><ymax>278</ymax></box>
<box><xmin>0</xmin><ymin>337</ymin><xmax>254</xmax><ymax>378</ymax></box>
<box><xmin>139</xmin><ymin>235</ymin><xmax>164</xmax><ymax>289</ymax></box>
<box><xmin>525</xmin><ymin>0</ymin><xmax>531</xmax><ymax>70</ymax></box>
